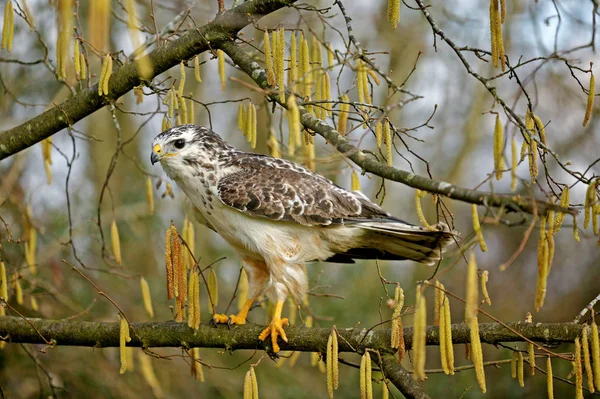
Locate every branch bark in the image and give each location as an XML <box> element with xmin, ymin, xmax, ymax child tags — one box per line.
<box><xmin>0</xmin><ymin>0</ymin><xmax>296</xmax><ymax>160</ymax></box>
<box><xmin>0</xmin><ymin>316</ymin><xmax>582</xmax><ymax>349</ymax></box>
<box><xmin>219</xmin><ymin>41</ymin><xmax>575</xmax><ymax>217</ymax></box>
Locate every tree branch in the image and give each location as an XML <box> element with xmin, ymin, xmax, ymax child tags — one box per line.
<box><xmin>218</xmin><ymin>41</ymin><xmax>575</xmax><ymax>217</ymax></box>
<box><xmin>0</xmin><ymin>0</ymin><xmax>296</xmax><ymax>160</ymax></box>
<box><xmin>0</xmin><ymin>316</ymin><xmax>582</xmax><ymax>349</ymax></box>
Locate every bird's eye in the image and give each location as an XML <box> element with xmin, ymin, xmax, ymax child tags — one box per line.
<box><xmin>173</xmin><ymin>139</ymin><xmax>185</xmax><ymax>149</ymax></box>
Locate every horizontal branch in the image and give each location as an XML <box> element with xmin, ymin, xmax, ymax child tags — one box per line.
<box><xmin>0</xmin><ymin>0</ymin><xmax>296</xmax><ymax>160</ymax></box>
<box><xmin>220</xmin><ymin>41</ymin><xmax>576</xmax><ymax>217</ymax></box>
<box><xmin>0</xmin><ymin>316</ymin><xmax>582</xmax><ymax>350</ymax></box>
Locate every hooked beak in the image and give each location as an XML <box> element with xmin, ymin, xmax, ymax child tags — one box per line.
<box><xmin>151</xmin><ymin>144</ymin><xmax>162</xmax><ymax>165</ymax></box>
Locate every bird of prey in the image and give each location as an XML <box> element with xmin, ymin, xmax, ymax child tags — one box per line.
<box><xmin>151</xmin><ymin>124</ymin><xmax>456</xmax><ymax>352</ymax></box>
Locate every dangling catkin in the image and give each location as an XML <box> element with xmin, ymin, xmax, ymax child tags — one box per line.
<box><xmin>111</xmin><ymin>219</ymin><xmax>122</xmax><ymax>265</ymax></box>
<box><xmin>383</xmin><ymin>121</ymin><xmax>392</xmax><ymax>166</ymax></box>
<box><xmin>591</xmin><ymin>322</ymin><xmax>600</xmax><ymax>388</ymax></box>
<box><xmin>582</xmin><ymin>327</ymin><xmax>595</xmax><ymax>392</ymax></box>
<box><xmin>1</xmin><ymin>0</ymin><xmax>14</xmax><ymax>52</ymax></box>
<box><xmin>576</xmin><ymin>337</ymin><xmax>584</xmax><ymax>399</ymax></box>
<box><xmin>547</xmin><ymin>357</ymin><xmax>554</xmax><ymax>399</ymax></box>
<box><xmin>472</xmin><ymin>204</ymin><xmax>488</xmax><ymax>252</ymax></box>
<box><xmin>470</xmin><ymin>316</ymin><xmax>486</xmax><ymax>392</ymax></box>
<box><xmin>583</xmin><ymin>71</ymin><xmax>595</xmax><ymax>127</ymax></box>
<box><xmin>217</xmin><ymin>50</ymin><xmax>226</xmax><ymax>92</ymax></box>
<box><xmin>337</xmin><ymin>95</ymin><xmax>350</xmax><ymax>135</ymax></box>
<box><xmin>493</xmin><ymin>114</ymin><xmax>504</xmax><ymax>180</ymax></box>
<box><xmin>511</xmin><ymin>136</ymin><xmax>518</xmax><ymax>191</ymax></box>
<box><xmin>387</xmin><ymin>0</ymin><xmax>400</xmax><ymax>29</ymax></box>
<box><xmin>140</xmin><ymin>277</ymin><xmax>154</xmax><ymax>318</ymax></box>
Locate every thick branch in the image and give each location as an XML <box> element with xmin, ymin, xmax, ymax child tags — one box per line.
<box><xmin>219</xmin><ymin>41</ymin><xmax>575</xmax><ymax>216</ymax></box>
<box><xmin>0</xmin><ymin>316</ymin><xmax>583</xmax><ymax>349</ymax></box>
<box><xmin>0</xmin><ymin>0</ymin><xmax>296</xmax><ymax>160</ymax></box>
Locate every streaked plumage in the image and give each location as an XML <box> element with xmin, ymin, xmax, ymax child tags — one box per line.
<box><xmin>151</xmin><ymin>124</ymin><xmax>457</xmax><ymax>351</ymax></box>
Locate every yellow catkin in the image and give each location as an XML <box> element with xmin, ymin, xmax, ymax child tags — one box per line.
<box><xmin>489</xmin><ymin>0</ymin><xmax>498</xmax><ymax>68</ymax></box>
<box><xmin>511</xmin><ymin>136</ymin><xmax>518</xmax><ymax>191</ymax></box>
<box><xmin>2</xmin><ymin>1</ymin><xmax>14</xmax><ymax>51</ymax></box>
<box><xmin>465</xmin><ymin>251</ymin><xmax>479</xmax><ymax>323</ymax></box>
<box><xmin>443</xmin><ymin>295</ymin><xmax>455</xmax><ymax>374</ymax></box>
<box><xmin>276</xmin><ymin>28</ymin><xmax>285</xmax><ymax>102</ymax></box>
<box><xmin>592</xmin><ymin>322</ymin><xmax>600</xmax><ymax>388</ymax></box>
<box><xmin>533</xmin><ymin>114</ymin><xmax>546</xmax><ymax>145</ymax></box>
<box><xmin>387</xmin><ymin>0</ymin><xmax>400</xmax><ymax>28</ymax></box>
<box><xmin>119</xmin><ymin>314</ymin><xmax>131</xmax><ymax>374</ymax></box>
<box><xmin>554</xmin><ymin>186</ymin><xmax>570</xmax><ymax>233</ymax></box>
<box><xmin>80</xmin><ymin>52</ymin><xmax>87</xmax><ymax>79</ymax></box>
<box><xmin>74</xmin><ymin>40</ymin><xmax>81</xmax><ymax>80</ymax></box>
<box><xmin>351</xmin><ymin>171</ymin><xmax>360</xmax><ymax>192</ymax></box>
<box><xmin>511</xmin><ymin>350</ymin><xmax>518</xmax><ymax>379</ymax></box>
<box><xmin>582</xmin><ymin>327</ymin><xmax>595</xmax><ymax>392</ymax></box>
<box><xmin>98</xmin><ymin>55</ymin><xmax>109</xmax><ymax>95</ymax></box>
<box><xmin>194</xmin><ymin>55</ymin><xmax>202</xmax><ymax>83</ymax></box>
<box><xmin>547</xmin><ymin>357</ymin><xmax>554</xmax><ymax>399</ymax></box>
<box><xmin>208</xmin><ymin>268</ymin><xmax>218</xmax><ymax>314</ymax></box>
<box><xmin>305</xmin><ymin>136</ymin><xmax>315</xmax><ymax>171</ymax></box>
<box><xmin>470</xmin><ymin>317</ymin><xmax>486</xmax><ymax>393</ymax></box>
<box><xmin>139</xmin><ymin>352</ymin><xmax>164</xmax><ymax>397</ymax></box>
<box><xmin>30</xmin><ymin>296</ymin><xmax>38</xmax><ymax>311</ymax></box>
<box><xmin>243</xmin><ymin>370</ymin><xmax>253</xmax><ymax>399</ymax></box>
<box><xmin>162</xmin><ymin>115</ymin><xmax>169</xmax><ymax>132</ymax></box>
<box><xmin>237</xmin><ymin>268</ymin><xmax>249</xmax><ymax>312</ymax></box>
<box><xmin>238</xmin><ymin>103</ymin><xmax>247</xmax><ymax>135</ymax></box>
<box><xmin>288</xmin><ymin>95</ymin><xmax>301</xmax><ymax>155</ymax></box>
<box><xmin>412</xmin><ymin>288</ymin><xmax>427</xmax><ymax>381</ymax></box>
<box><xmin>145</xmin><ymin>176</ymin><xmax>154</xmax><ymax>216</ymax></box>
<box><xmin>298</xmin><ymin>32</ymin><xmax>309</xmax><ymax>98</ymax></box>
<box><xmin>357</xmin><ymin>59</ymin><xmax>365</xmax><ymax>104</ymax></box>
<box><xmin>184</xmin><ymin>218</ymin><xmax>195</xmax><ymax>267</ymax></box>
<box><xmin>250</xmin><ymin>367</ymin><xmax>259</xmax><ymax>399</ymax></box>
<box><xmin>518</xmin><ymin>351</ymin><xmax>525</xmax><ymax>387</ymax></box>
<box><xmin>583</xmin><ymin>72</ymin><xmax>595</xmax><ymax>127</ymax></box>
<box><xmin>311</xmin><ymin>35</ymin><xmax>322</xmax><ymax>85</ymax></box>
<box><xmin>361</xmin><ymin>62</ymin><xmax>371</xmax><ymax>105</ymax></box>
<box><xmin>56</xmin><ymin>0</ymin><xmax>73</xmax><ymax>79</ymax></box>
<box><xmin>140</xmin><ymin>277</ymin><xmax>154</xmax><ymax>318</ymax></box>
<box><xmin>472</xmin><ymin>204</ymin><xmax>488</xmax><ymax>252</ymax></box>
<box><xmin>576</xmin><ymin>337</ymin><xmax>584</xmax><ymax>399</ymax></box>
<box><xmin>218</xmin><ymin>49</ymin><xmax>226</xmax><ymax>92</ymax></box>
<box><xmin>391</xmin><ymin>285</ymin><xmax>405</xmax><ymax>359</ymax></box>
<box><xmin>584</xmin><ymin>181</ymin><xmax>594</xmax><ymax>229</ymax></box>
<box><xmin>375</xmin><ymin>121</ymin><xmax>383</xmax><ymax>148</ymax></box>
<box><xmin>324</xmin><ymin>72</ymin><xmax>332</xmax><ymax>117</ymax></box>
<box><xmin>573</xmin><ymin>215</ymin><xmax>581</xmax><ymax>242</ymax></box>
<box><xmin>481</xmin><ymin>270</ymin><xmax>491</xmax><ymax>305</ymax></box>
<box><xmin>315</xmin><ymin>70</ymin><xmax>323</xmax><ymax>120</ymax></box>
<box><xmin>434</xmin><ymin>281</ymin><xmax>442</xmax><ymax>326</ymax></box>
<box><xmin>415</xmin><ymin>189</ymin><xmax>431</xmax><ymax>229</ymax></box>
<box><xmin>494</xmin><ymin>114</ymin><xmax>504</xmax><ymax>180</ymax></box>
<box><xmin>535</xmin><ymin>216</ymin><xmax>548</xmax><ymax>311</ymax></box>
<box><xmin>25</xmin><ymin>227</ymin><xmax>37</xmax><ymax>275</ymax></box>
<box><xmin>268</xmin><ymin>132</ymin><xmax>280</xmax><ymax>159</ymax></box>
<box><xmin>190</xmin><ymin>348</ymin><xmax>204</xmax><ymax>381</ymax></box>
<box><xmin>188</xmin><ymin>271</ymin><xmax>200</xmax><ymax>330</ymax></box>
<box><xmin>249</xmin><ymin>103</ymin><xmax>257</xmax><ymax>149</ymax></box>
<box><xmin>525</xmin><ymin>111</ymin><xmax>538</xmax><ymax>183</ymax></box>
<box><xmin>178</xmin><ymin>61</ymin><xmax>186</xmax><ymax>98</ymax></box>
<box><xmin>179</xmin><ymin>95</ymin><xmax>188</xmax><ymax>125</ymax></box>
<box><xmin>360</xmin><ymin>352</ymin><xmax>373</xmax><ymax>399</ymax></box>
<box><xmin>14</xmin><ymin>274</ymin><xmax>22</xmax><ymax>305</ymax></box>
<box><xmin>165</xmin><ymin>224</ymin><xmax>175</xmax><ymax>300</ymax></box>
<box><xmin>264</xmin><ymin>30</ymin><xmax>275</xmax><ymax>86</ymax></box>
<box><xmin>0</xmin><ymin>262</ymin><xmax>7</xmax><ymax>300</ymax></box>
<box><xmin>189</xmin><ymin>97</ymin><xmax>195</xmax><ymax>123</ymax></box>
<box><xmin>289</xmin><ymin>31</ymin><xmax>297</xmax><ymax>89</ymax></box>
<box><xmin>383</xmin><ymin>121</ymin><xmax>392</xmax><ymax>166</ymax></box>
<box><xmin>438</xmin><ymin>284</ymin><xmax>448</xmax><ymax>373</ymax></box>
<box><xmin>326</xmin><ymin>329</ymin><xmax>339</xmax><ymax>397</ymax></box>
<box><xmin>528</xmin><ymin>343</ymin><xmax>535</xmax><ymax>375</ymax></box>
<box><xmin>111</xmin><ymin>219</ymin><xmax>122</xmax><ymax>265</ymax></box>
<box><xmin>337</xmin><ymin>95</ymin><xmax>350</xmax><ymax>135</ymax></box>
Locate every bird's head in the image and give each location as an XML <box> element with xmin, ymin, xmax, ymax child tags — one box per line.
<box><xmin>151</xmin><ymin>124</ymin><xmax>232</xmax><ymax>176</ymax></box>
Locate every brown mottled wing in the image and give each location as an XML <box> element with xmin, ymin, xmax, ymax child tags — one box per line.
<box><xmin>216</xmin><ymin>155</ymin><xmax>390</xmax><ymax>226</ymax></box>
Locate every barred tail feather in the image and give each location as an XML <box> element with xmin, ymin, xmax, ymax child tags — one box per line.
<box><xmin>329</xmin><ymin>220</ymin><xmax>456</xmax><ymax>265</ymax></box>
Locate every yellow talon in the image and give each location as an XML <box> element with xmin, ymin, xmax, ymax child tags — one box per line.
<box><xmin>212</xmin><ymin>299</ymin><xmax>254</xmax><ymax>325</ymax></box>
<box><xmin>258</xmin><ymin>300</ymin><xmax>289</xmax><ymax>352</ymax></box>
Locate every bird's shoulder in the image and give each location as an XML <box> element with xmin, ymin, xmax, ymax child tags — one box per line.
<box><xmin>216</xmin><ymin>152</ymin><xmax>390</xmax><ymax>226</ymax></box>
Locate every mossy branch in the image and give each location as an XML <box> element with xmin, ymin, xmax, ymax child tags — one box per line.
<box><xmin>219</xmin><ymin>41</ymin><xmax>575</xmax><ymax>217</ymax></box>
<box><xmin>0</xmin><ymin>316</ymin><xmax>582</xmax><ymax>351</ymax></box>
<box><xmin>0</xmin><ymin>0</ymin><xmax>296</xmax><ymax>160</ymax></box>
<box><xmin>0</xmin><ymin>316</ymin><xmax>581</xmax><ymax>398</ymax></box>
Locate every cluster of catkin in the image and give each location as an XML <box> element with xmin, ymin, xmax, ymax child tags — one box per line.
<box><xmin>164</xmin><ymin>221</ymin><xmax>203</xmax><ymax>328</ymax></box>
<box><xmin>161</xmin><ymin>60</ymin><xmax>199</xmax><ymax>130</ymax></box>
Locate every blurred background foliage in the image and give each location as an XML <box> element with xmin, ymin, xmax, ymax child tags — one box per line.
<box><xmin>0</xmin><ymin>0</ymin><xmax>599</xmax><ymax>398</ymax></box>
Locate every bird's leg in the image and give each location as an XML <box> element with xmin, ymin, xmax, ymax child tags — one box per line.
<box><xmin>213</xmin><ymin>298</ymin><xmax>254</xmax><ymax>325</ymax></box>
<box><xmin>258</xmin><ymin>300</ymin><xmax>289</xmax><ymax>353</ymax></box>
